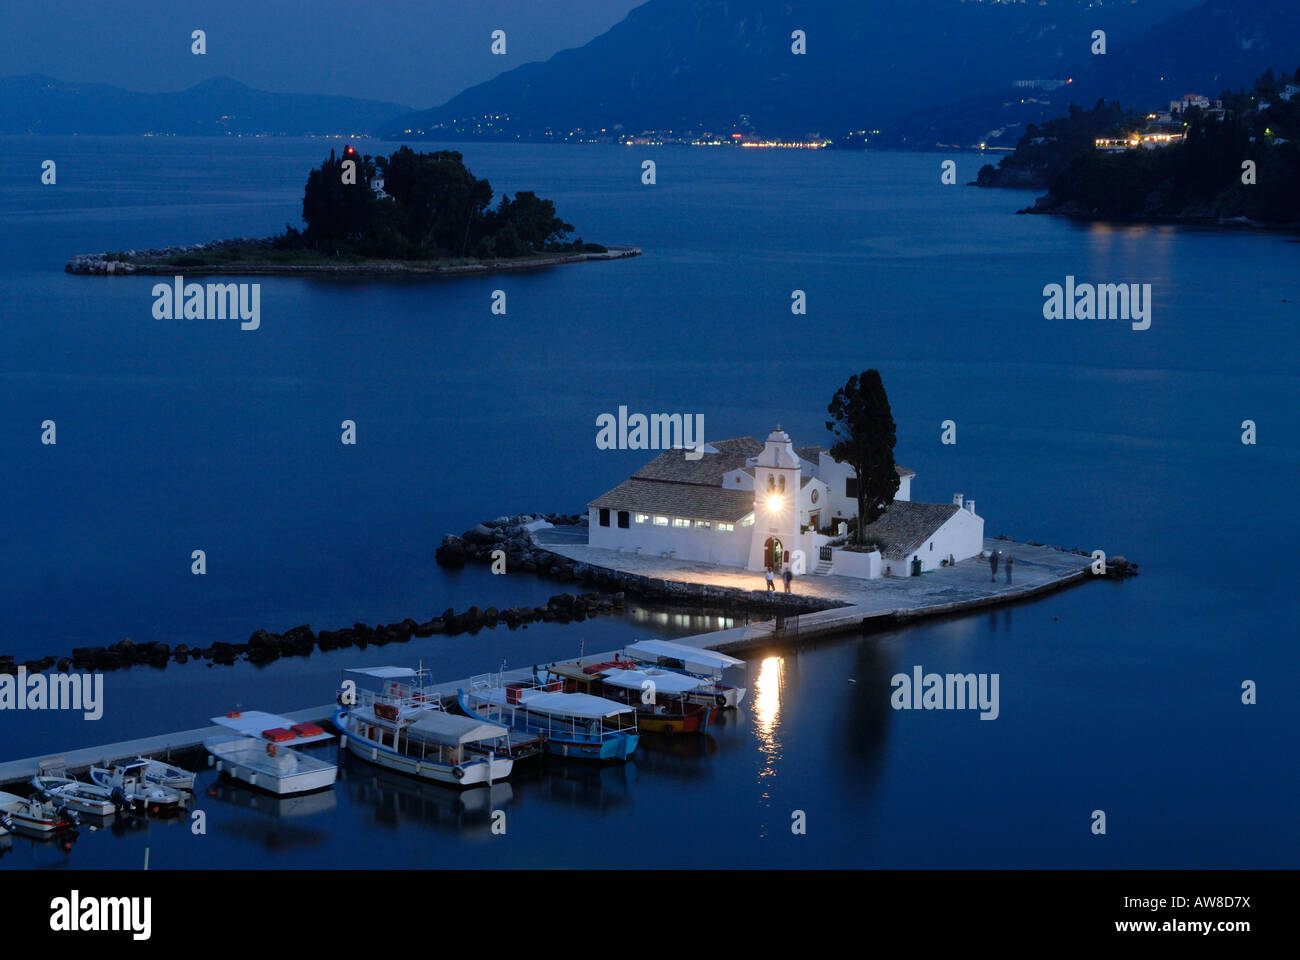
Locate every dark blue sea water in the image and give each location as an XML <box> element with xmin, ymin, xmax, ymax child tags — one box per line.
<box><xmin>0</xmin><ymin>137</ymin><xmax>1296</xmax><ymax>868</ymax></box>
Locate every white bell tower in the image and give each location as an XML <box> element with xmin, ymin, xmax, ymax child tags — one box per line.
<box><xmin>746</xmin><ymin>427</ymin><xmax>802</xmax><ymax>572</ymax></box>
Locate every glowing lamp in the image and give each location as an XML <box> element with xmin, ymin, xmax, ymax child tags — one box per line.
<box><xmin>766</xmin><ymin>493</ymin><xmax>784</xmax><ymax>513</ymax></box>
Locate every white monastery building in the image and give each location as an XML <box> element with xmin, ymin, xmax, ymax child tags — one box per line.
<box><xmin>588</xmin><ymin>427</ymin><xmax>984</xmax><ymax>579</ymax></box>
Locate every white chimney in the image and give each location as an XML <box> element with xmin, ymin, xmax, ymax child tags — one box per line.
<box><xmin>966</xmin><ymin>499</ymin><xmax>976</xmax><ymax>515</ymax></box>
<box><xmin>953</xmin><ymin>493</ymin><xmax>963</xmax><ymax>508</ymax></box>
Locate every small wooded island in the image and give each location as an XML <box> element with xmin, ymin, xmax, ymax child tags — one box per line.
<box><xmin>67</xmin><ymin>146</ymin><xmax>638</xmax><ymax>276</ymax></box>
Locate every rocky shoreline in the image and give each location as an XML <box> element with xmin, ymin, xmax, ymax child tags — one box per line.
<box><xmin>65</xmin><ymin>238</ymin><xmax>640</xmax><ymax>277</ymax></box>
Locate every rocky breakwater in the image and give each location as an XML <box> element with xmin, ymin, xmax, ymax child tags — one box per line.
<box><xmin>2</xmin><ymin>589</ymin><xmax>624</xmax><ymax>676</ymax></box>
<box><xmin>438</xmin><ymin>513</ymin><xmax>840</xmax><ymax>615</ymax></box>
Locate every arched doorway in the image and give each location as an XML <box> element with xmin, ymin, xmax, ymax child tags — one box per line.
<box><xmin>765</xmin><ymin>537</ymin><xmax>783</xmax><ymax>572</ymax></box>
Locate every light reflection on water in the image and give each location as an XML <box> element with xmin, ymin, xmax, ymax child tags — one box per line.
<box><xmin>753</xmin><ymin>655</ymin><xmax>784</xmax><ymax>821</ymax></box>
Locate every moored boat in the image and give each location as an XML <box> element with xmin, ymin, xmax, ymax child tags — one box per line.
<box><xmin>622</xmin><ymin>639</ymin><xmax>748</xmax><ymax>708</ymax></box>
<box><xmin>132</xmin><ymin>756</ymin><xmax>197</xmax><ymax>792</ymax></box>
<box><xmin>88</xmin><ymin>761</ymin><xmax>186</xmax><ymax>811</ymax></box>
<box><xmin>334</xmin><ymin>665</ymin><xmax>520</xmax><ymax>787</ymax></box>
<box><xmin>204</xmin><ymin>706</ymin><xmax>338</xmax><ymax>796</ymax></box>
<box><xmin>547</xmin><ymin>661</ymin><xmax>714</xmax><ymax>734</ymax></box>
<box><xmin>458</xmin><ymin>674</ymin><xmax>639</xmax><ymax>761</ymax></box>
<box><xmin>0</xmin><ymin>790</ymin><xmax>77</xmax><ymax>834</ymax></box>
<box><xmin>205</xmin><ymin>736</ymin><xmax>338</xmax><ymax>796</ymax></box>
<box><xmin>30</xmin><ymin>775</ymin><xmax>117</xmax><ymax>817</ymax></box>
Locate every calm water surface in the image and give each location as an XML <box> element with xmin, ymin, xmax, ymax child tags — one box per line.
<box><xmin>0</xmin><ymin>137</ymin><xmax>1296</xmax><ymax>868</ymax></box>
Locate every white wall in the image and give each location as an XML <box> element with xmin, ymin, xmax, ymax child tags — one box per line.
<box><xmin>889</xmin><ymin>504</ymin><xmax>984</xmax><ymax>575</ymax></box>
<box><xmin>588</xmin><ymin>507</ymin><xmax>751</xmax><ymax>566</ymax></box>
<box><xmin>830</xmin><ymin>548</ymin><xmax>881</xmax><ymax>579</ymax></box>
<box><xmin>816</xmin><ymin>453</ymin><xmax>912</xmax><ymax>522</ymax></box>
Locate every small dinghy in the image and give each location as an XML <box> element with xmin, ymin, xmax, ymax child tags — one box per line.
<box><xmin>0</xmin><ymin>790</ymin><xmax>77</xmax><ymax>834</ymax></box>
<box><xmin>133</xmin><ymin>757</ymin><xmax>197</xmax><ymax>792</ymax></box>
<box><xmin>29</xmin><ymin>775</ymin><xmax>115</xmax><ymax>817</ymax></box>
<box><xmin>89</xmin><ymin>761</ymin><xmax>186</xmax><ymax>811</ymax></box>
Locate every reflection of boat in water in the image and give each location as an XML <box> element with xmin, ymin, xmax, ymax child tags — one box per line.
<box><xmin>625</xmin><ymin>731</ymin><xmax>719</xmax><ymax>783</ymax></box>
<box><xmin>335</xmin><ymin>665</ymin><xmax>521</xmax><ymax>786</ymax></box>
<box><xmin>339</xmin><ymin>751</ymin><xmax>513</xmax><ymax>832</ymax></box>
<box><xmin>206</xmin><ymin>778</ymin><xmax>338</xmax><ymax>820</ymax></box>
<box><xmin>529</xmin><ymin>757</ymin><xmax>638</xmax><ymax>812</ymax></box>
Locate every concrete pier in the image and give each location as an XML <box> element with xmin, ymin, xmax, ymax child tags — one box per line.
<box><xmin>0</xmin><ymin>538</ymin><xmax>1096</xmax><ymax>787</ymax></box>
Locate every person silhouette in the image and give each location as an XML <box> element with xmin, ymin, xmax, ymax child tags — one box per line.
<box><xmin>990</xmin><ymin>550</ymin><xmax>1000</xmax><ymax>582</ymax></box>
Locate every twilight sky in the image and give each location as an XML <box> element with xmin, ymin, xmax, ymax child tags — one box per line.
<box><xmin>0</xmin><ymin>0</ymin><xmax>645</xmax><ymax>108</ymax></box>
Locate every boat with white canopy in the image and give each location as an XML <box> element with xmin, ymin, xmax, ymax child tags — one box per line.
<box><xmin>546</xmin><ymin>661</ymin><xmax>715</xmax><ymax>734</ymax></box>
<box><xmin>334</xmin><ymin>665</ymin><xmax>519</xmax><ymax>787</ymax></box>
<box><xmin>623</xmin><ymin>639</ymin><xmax>748</xmax><ymax>708</ymax></box>
<box><xmin>459</xmin><ymin>674</ymin><xmax>639</xmax><ymax>761</ymax></box>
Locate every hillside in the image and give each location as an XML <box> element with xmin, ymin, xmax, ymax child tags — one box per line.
<box><xmin>380</xmin><ymin>0</ymin><xmax>1195</xmax><ymax>141</ymax></box>
<box><xmin>0</xmin><ymin>75</ymin><xmax>413</xmax><ymax>136</ymax></box>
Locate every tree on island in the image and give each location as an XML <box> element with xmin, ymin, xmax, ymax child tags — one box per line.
<box><xmin>291</xmin><ymin>145</ymin><xmax>589</xmax><ymax>260</ymax></box>
<box><xmin>826</xmin><ymin>370</ymin><xmax>900</xmax><ymax>546</ymax></box>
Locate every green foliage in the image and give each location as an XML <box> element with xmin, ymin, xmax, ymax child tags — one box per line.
<box><xmin>976</xmin><ymin>100</ymin><xmax>1142</xmax><ymax>188</ymax></box>
<box><xmin>1037</xmin><ymin>69</ymin><xmax>1300</xmax><ymax>223</ymax></box>
<box><xmin>826</xmin><ymin>369</ymin><xmax>900</xmax><ymax>544</ymax></box>
<box><xmin>290</xmin><ymin>145</ymin><xmax>576</xmax><ymax>260</ymax></box>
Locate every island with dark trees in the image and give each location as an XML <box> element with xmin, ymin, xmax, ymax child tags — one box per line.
<box><xmin>974</xmin><ymin>68</ymin><xmax>1300</xmax><ymax>228</ymax></box>
<box><xmin>67</xmin><ymin>146</ymin><xmax>637</xmax><ymax>276</ymax></box>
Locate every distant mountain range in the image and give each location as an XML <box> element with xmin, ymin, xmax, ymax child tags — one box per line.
<box><xmin>0</xmin><ymin>75</ymin><xmax>412</xmax><ymax>136</ymax></box>
<box><xmin>8</xmin><ymin>0</ymin><xmax>1298</xmax><ymax>147</ymax></box>
<box><xmin>380</xmin><ymin>0</ymin><xmax>1200</xmax><ymax>141</ymax></box>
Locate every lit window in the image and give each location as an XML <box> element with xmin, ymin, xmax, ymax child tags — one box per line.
<box><xmin>718</xmin><ymin>522</ymin><xmax>735</xmax><ymax>532</ymax></box>
<box><xmin>673</xmin><ymin>518</ymin><xmax>690</xmax><ymax>528</ymax></box>
<box><xmin>695</xmin><ymin>520</ymin><xmax>711</xmax><ymax>529</ymax></box>
<box><xmin>653</xmin><ymin>516</ymin><xmax>669</xmax><ymax>526</ymax></box>
<box><xmin>635</xmin><ymin>513</ymin><xmax>649</xmax><ymax>524</ymax></box>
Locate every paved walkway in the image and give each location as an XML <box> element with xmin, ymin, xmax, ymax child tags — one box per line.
<box><xmin>534</xmin><ymin>534</ymin><xmax>1089</xmax><ymax>613</ymax></box>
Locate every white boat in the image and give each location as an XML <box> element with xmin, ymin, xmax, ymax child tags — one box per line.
<box><xmin>133</xmin><ymin>756</ymin><xmax>197</xmax><ymax>791</ymax></box>
<box><xmin>30</xmin><ymin>775</ymin><xmax>116</xmax><ymax>817</ymax></box>
<box><xmin>88</xmin><ymin>761</ymin><xmax>186</xmax><ymax>811</ymax></box>
<box><xmin>335</xmin><ymin>665</ymin><xmax>516</xmax><ymax>787</ymax></box>
<box><xmin>0</xmin><ymin>790</ymin><xmax>77</xmax><ymax>834</ymax></box>
<box><xmin>623</xmin><ymin>639</ymin><xmax>748</xmax><ymax>708</ymax></box>
<box><xmin>205</xmin><ymin>737</ymin><xmax>338</xmax><ymax>796</ymax></box>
